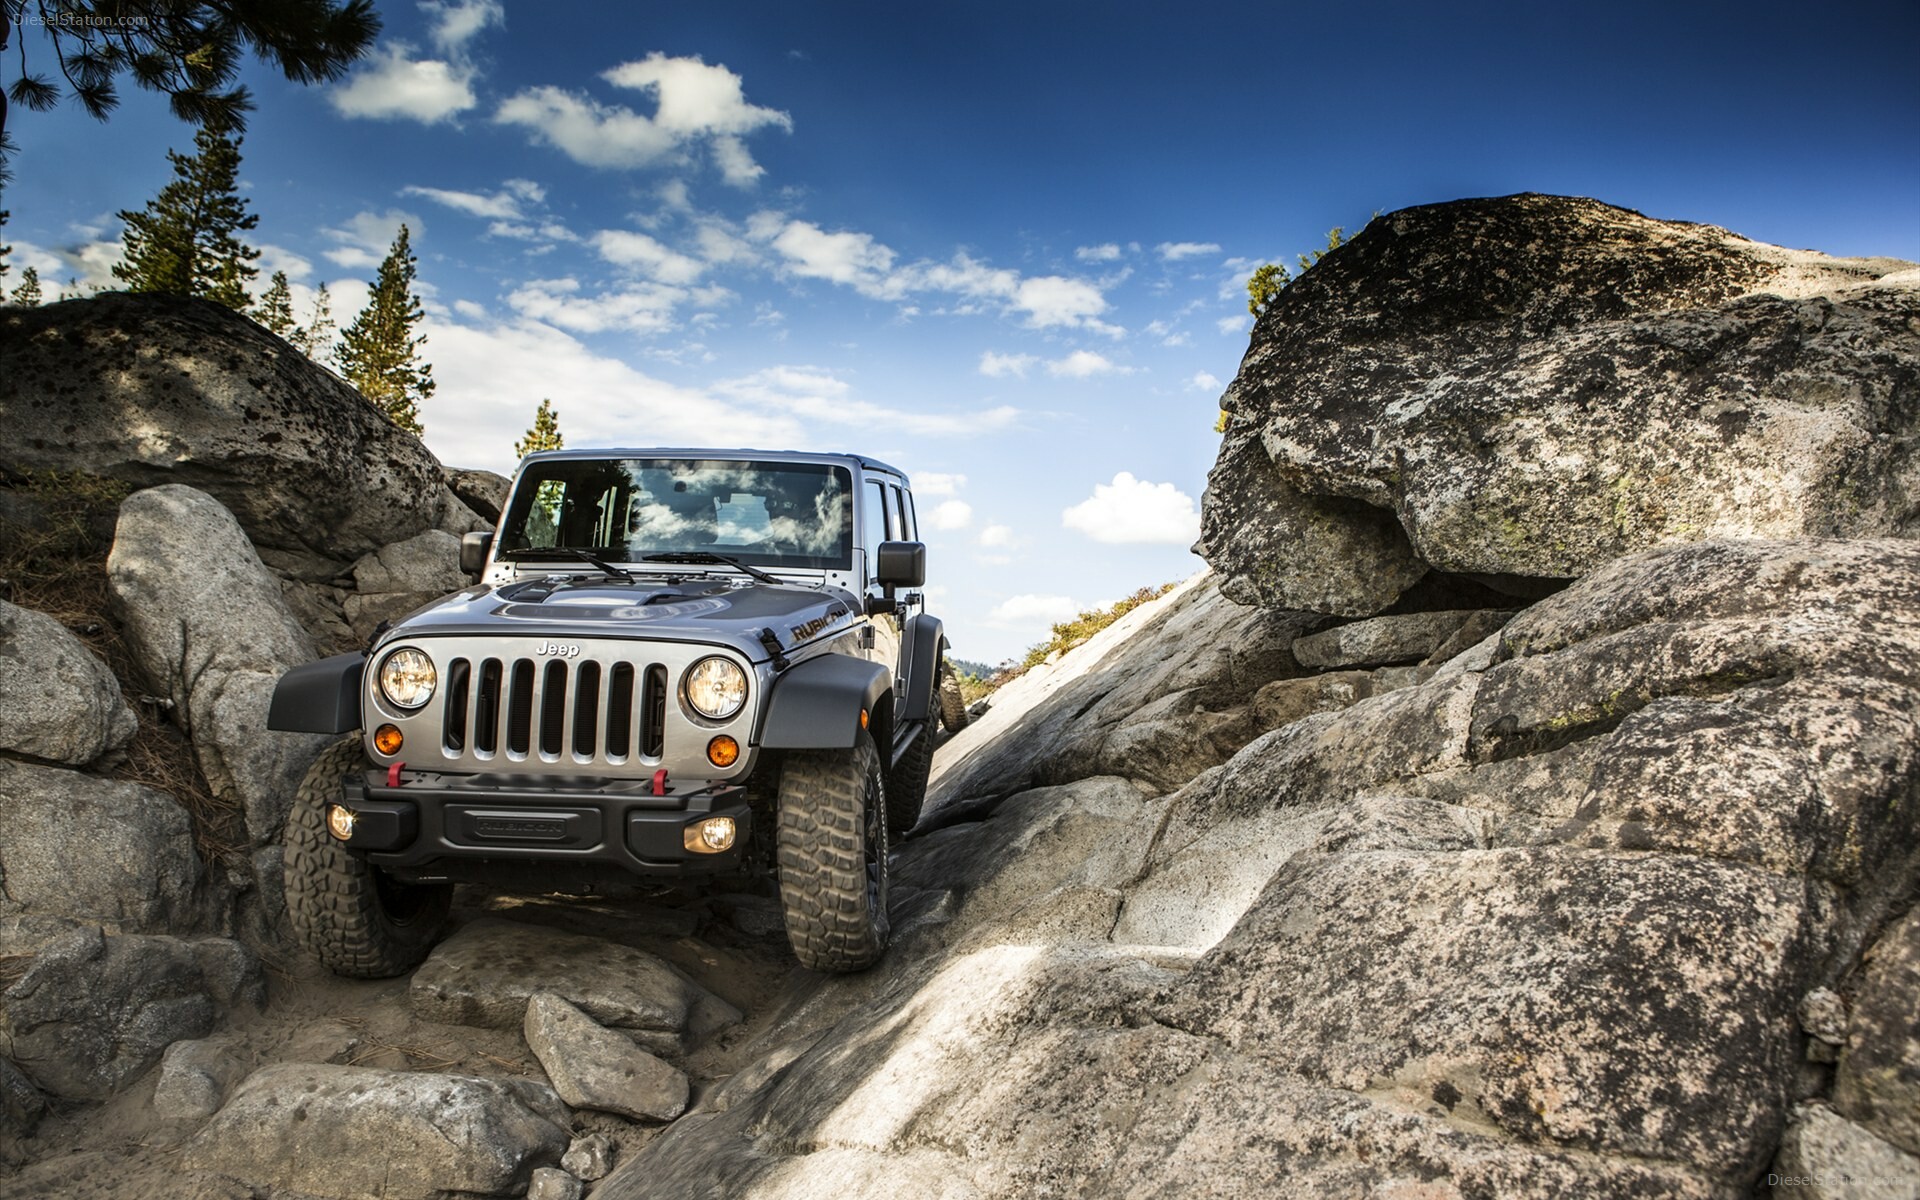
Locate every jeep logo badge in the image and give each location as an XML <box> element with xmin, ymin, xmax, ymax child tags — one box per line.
<box><xmin>535</xmin><ymin>641</ymin><xmax>581</xmax><ymax>658</ymax></box>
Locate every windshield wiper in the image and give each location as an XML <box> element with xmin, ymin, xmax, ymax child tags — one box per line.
<box><xmin>502</xmin><ymin>546</ymin><xmax>632</xmax><ymax>580</ymax></box>
<box><xmin>642</xmin><ymin>551</ymin><xmax>782</xmax><ymax>586</ymax></box>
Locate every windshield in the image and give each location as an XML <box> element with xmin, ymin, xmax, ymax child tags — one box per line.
<box><xmin>499</xmin><ymin>458</ymin><xmax>855</xmax><ymax>571</ymax></box>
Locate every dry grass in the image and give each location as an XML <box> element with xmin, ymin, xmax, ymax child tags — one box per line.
<box><xmin>1</xmin><ymin>470</ymin><xmax>245</xmax><ymax>863</ymax></box>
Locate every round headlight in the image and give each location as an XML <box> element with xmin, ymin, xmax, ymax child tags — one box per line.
<box><xmin>378</xmin><ymin>647</ymin><xmax>437</xmax><ymax>710</ymax></box>
<box><xmin>684</xmin><ymin>656</ymin><xmax>748</xmax><ymax>720</ymax></box>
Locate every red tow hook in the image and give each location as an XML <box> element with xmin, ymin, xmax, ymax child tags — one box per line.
<box><xmin>651</xmin><ymin>768</ymin><xmax>670</xmax><ymax>797</ymax></box>
<box><xmin>387</xmin><ymin>762</ymin><xmax>406</xmax><ymax>787</ymax></box>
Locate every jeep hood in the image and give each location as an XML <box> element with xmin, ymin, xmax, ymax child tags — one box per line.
<box><xmin>378</xmin><ymin>575</ymin><xmax>860</xmax><ymax>663</ymax></box>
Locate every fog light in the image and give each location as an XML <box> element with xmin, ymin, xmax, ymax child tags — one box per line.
<box><xmin>683</xmin><ymin>816</ymin><xmax>737</xmax><ymax>854</ymax></box>
<box><xmin>707</xmin><ymin>735</ymin><xmax>740</xmax><ymax>768</ymax></box>
<box><xmin>326</xmin><ymin>804</ymin><xmax>357</xmax><ymax>841</ymax></box>
<box><xmin>374</xmin><ymin>724</ymin><xmax>404</xmax><ymax>755</ymax></box>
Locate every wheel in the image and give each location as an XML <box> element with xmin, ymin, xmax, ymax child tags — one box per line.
<box><xmin>885</xmin><ymin>722</ymin><xmax>932</xmax><ymax>838</ymax></box>
<box><xmin>937</xmin><ymin>660</ymin><xmax>970</xmax><ymax>733</ymax></box>
<box><xmin>776</xmin><ymin>731</ymin><xmax>890</xmax><ymax>972</ymax></box>
<box><xmin>283</xmin><ymin>736</ymin><xmax>452</xmax><ymax>978</ymax></box>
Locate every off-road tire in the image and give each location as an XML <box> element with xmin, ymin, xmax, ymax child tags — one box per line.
<box><xmin>284</xmin><ymin>736</ymin><xmax>452</xmax><ymax>978</ymax></box>
<box><xmin>776</xmin><ymin>731</ymin><xmax>890</xmax><ymax>972</ymax></box>
<box><xmin>937</xmin><ymin>661</ymin><xmax>970</xmax><ymax>733</ymax></box>
<box><xmin>885</xmin><ymin>723</ymin><xmax>932</xmax><ymax>838</ymax></box>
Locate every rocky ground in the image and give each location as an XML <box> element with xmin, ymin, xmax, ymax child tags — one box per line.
<box><xmin>4</xmin><ymin>197</ymin><xmax>1918</xmax><ymax>1198</ymax></box>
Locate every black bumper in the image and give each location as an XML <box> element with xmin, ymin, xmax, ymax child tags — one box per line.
<box><xmin>335</xmin><ymin>769</ymin><xmax>753</xmax><ymax>876</ymax></box>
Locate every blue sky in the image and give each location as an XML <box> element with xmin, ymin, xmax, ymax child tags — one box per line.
<box><xmin>6</xmin><ymin>0</ymin><xmax>1917</xmax><ymax>663</ymax></box>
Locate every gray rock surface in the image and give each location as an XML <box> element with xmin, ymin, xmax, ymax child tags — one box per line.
<box><xmin>931</xmin><ymin>574</ymin><xmax>1319</xmax><ymax>814</ymax></box>
<box><xmin>1291</xmin><ymin>609</ymin><xmax>1483</xmax><ymax>669</ymax></box>
<box><xmin>528</xmin><ymin>1167</ymin><xmax>585</xmax><ymax>1200</ymax></box>
<box><xmin>446</xmin><ymin>467</ymin><xmax>512</xmax><ymax>525</ymax></box>
<box><xmin>182</xmin><ymin>1064</ymin><xmax>568</xmax><ymax>1200</ymax></box>
<box><xmin>561</xmin><ymin>1132</ymin><xmax>615</xmax><ymax>1181</ymax></box>
<box><xmin>0</xmin><ymin>293</ymin><xmax>480</xmax><ymax>580</ymax></box>
<box><xmin>1835</xmin><ymin>906</ymin><xmax>1920</xmax><ymax>1156</ymax></box>
<box><xmin>1201</xmin><ymin>194</ymin><xmax>1920</xmax><ymax>612</ymax></box>
<box><xmin>0</xmin><ymin>760</ymin><xmax>203</xmax><ymax>946</ymax></box>
<box><xmin>107</xmin><ymin>484</ymin><xmax>329</xmax><ymax>844</ymax></box>
<box><xmin>152</xmin><ymin>1035</ymin><xmax>250</xmax><ymax>1122</ymax></box>
<box><xmin>0</xmin><ymin>927</ymin><xmax>264</xmax><ymax>1099</ymax></box>
<box><xmin>342</xmin><ymin>528</ymin><xmax>470</xmax><ymax>641</ymax></box>
<box><xmin>1771</xmin><ymin>1104</ymin><xmax>1920</xmax><ymax>1200</ymax></box>
<box><xmin>597</xmin><ymin>537</ymin><xmax>1920</xmax><ymax>1198</ymax></box>
<box><xmin>524</xmin><ymin>992</ymin><xmax>688</xmax><ymax>1121</ymax></box>
<box><xmin>0</xmin><ymin>1056</ymin><xmax>47</xmax><ymax>1140</ymax></box>
<box><xmin>408</xmin><ymin>919</ymin><xmax>741</xmax><ymax>1055</ymax></box>
<box><xmin>0</xmin><ymin>599</ymin><xmax>136</xmax><ymax>766</ymax></box>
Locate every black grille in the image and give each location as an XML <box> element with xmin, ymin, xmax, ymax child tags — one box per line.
<box><xmin>441</xmin><ymin>652</ymin><xmax>667</xmax><ymax>764</ymax></box>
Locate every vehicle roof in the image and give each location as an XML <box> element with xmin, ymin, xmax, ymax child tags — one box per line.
<box><xmin>518</xmin><ymin>447</ymin><xmax>909</xmax><ymax>482</ymax></box>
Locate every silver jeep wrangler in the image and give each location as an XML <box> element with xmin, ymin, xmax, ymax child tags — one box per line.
<box><xmin>268</xmin><ymin>449</ymin><xmax>945</xmax><ymax>975</ymax></box>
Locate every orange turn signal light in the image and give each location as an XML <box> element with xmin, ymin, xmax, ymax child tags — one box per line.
<box><xmin>707</xmin><ymin>735</ymin><xmax>740</xmax><ymax>768</ymax></box>
<box><xmin>373</xmin><ymin>724</ymin><xmax>404</xmax><ymax>755</ymax></box>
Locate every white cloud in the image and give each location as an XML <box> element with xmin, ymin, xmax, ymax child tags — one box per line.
<box><xmin>925</xmin><ymin>500</ymin><xmax>974</xmax><ymax>531</ymax></box>
<box><xmin>402</xmin><ymin>184</ymin><xmax>524</xmax><ymax>220</ymax></box>
<box><xmin>1062</xmin><ymin>473</ymin><xmax>1201</xmax><ymax>545</ymax></box>
<box><xmin>322</xmin><ymin>209</ymin><xmax>424</xmax><ymax>269</ymax></box>
<box><xmin>330</xmin><ymin>44</ymin><xmax>477</xmax><ymax>123</ymax></box>
<box><xmin>989</xmin><ymin>594</ymin><xmax>1080</xmax><ymax>627</ymax></box>
<box><xmin>1013</xmin><ymin>275</ymin><xmax>1109</xmax><ymax>330</ymax></box>
<box><xmin>420</xmin><ymin>314</ymin><xmax>803</xmax><ymax>474</ymax></box>
<box><xmin>1047</xmin><ymin>350</ymin><xmax>1124</xmax><ymax>379</ymax></box>
<box><xmin>505</xmin><ymin>277</ymin><xmax>689</xmax><ymax>335</ymax></box>
<box><xmin>979</xmin><ymin>351</ymin><xmax>1038</xmax><ymax>378</ymax></box>
<box><xmin>593</xmin><ymin>230</ymin><xmax>706</xmax><ymax>285</ymax></box>
<box><xmin>713</xmin><ymin>367</ymin><xmax>1018</xmax><ymax>438</ymax></box>
<box><xmin>257</xmin><ymin>243</ymin><xmax>313</xmax><ymax>282</ymax></box>
<box><xmin>1218</xmin><ymin>315</ymin><xmax>1250</xmax><ymax>336</ymax></box>
<box><xmin>764</xmin><ymin>220</ymin><xmax>898</xmax><ymax>294</ymax></box>
<box><xmin>6</xmin><ymin>236</ymin><xmax>120</xmax><ymax>294</ymax></box>
<box><xmin>978</xmin><ymin>524</ymin><xmax>1014</xmax><ymax>548</ymax></box>
<box><xmin>914</xmin><ymin>472</ymin><xmax>966</xmax><ymax>497</ymax></box>
<box><xmin>1075</xmin><ymin>243</ymin><xmax>1123</xmax><ymax>262</ymax></box>
<box><xmin>424</xmin><ymin>0</ymin><xmax>503</xmax><ymax>54</ymax></box>
<box><xmin>1189</xmin><ymin>370</ymin><xmax>1222</xmax><ymax>392</ymax></box>
<box><xmin>1157</xmin><ymin>241</ymin><xmax>1221</xmax><ymax>262</ymax></box>
<box><xmin>497</xmin><ymin>54</ymin><xmax>790</xmax><ymax>185</ymax></box>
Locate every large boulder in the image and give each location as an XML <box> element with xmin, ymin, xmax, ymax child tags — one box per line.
<box><xmin>929</xmin><ymin>573</ymin><xmax>1320</xmax><ymax>814</ymax></box>
<box><xmin>0</xmin><ymin>927</ymin><xmax>264</xmax><ymax>1100</ymax></box>
<box><xmin>107</xmin><ymin>484</ymin><xmax>329</xmax><ymax>845</ymax></box>
<box><xmin>1200</xmin><ymin>194</ymin><xmax>1920</xmax><ymax>613</ymax></box>
<box><xmin>342</xmin><ymin>528</ymin><xmax>470</xmax><ymax>641</ymax></box>
<box><xmin>182</xmin><ymin>1064</ymin><xmax>569</xmax><ymax>1200</ymax></box>
<box><xmin>407</xmin><ymin>919</ymin><xmax>742</xmax><ymax>1056</ymax></box>
<box><xmin>0</xmin><ymin>599</ymin><xmax>137</xmax><ymax>766</ymax></box>
<box><xmin>597</xmin><ymin>537</ymin><xmax>1920</xmax><ymax>1197</ymax></box>
<box><xmin>0</xmin><ymin>293</ymin><xmax>480</xmax><ymax>580</ymax></box>
<box><xmin>0</xmin><ymin>760</ymin><xmax>204</xmax><ymax>949</ymax></box>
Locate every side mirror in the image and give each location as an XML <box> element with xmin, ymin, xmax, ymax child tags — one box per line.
<box><xmin>460</xmin><ymin>530</ymin><xmax>494</xmax><ymax>576</ymax></box>
<box><xmin>875</xmin><ymin>541</ymin><xmax>926</xmax><ymax>590</ymax></box>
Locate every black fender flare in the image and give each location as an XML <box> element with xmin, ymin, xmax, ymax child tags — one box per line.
<box><xmin>267</xmin><ymin>652</ymin><xmax>366</xmax><ymax>735</ymax></box>
<box><xmin>898</xmin><ymin>613</ymin><xmax>945</xmax><ymax>723</ymax></box>
<box><xmin>760</xmin><ymin>654</ymin><xmax>891</xmax><ymax>749</ymax></box>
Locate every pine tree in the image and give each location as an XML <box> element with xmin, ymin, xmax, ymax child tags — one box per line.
<box><xmin>337</xmin><ymin>224</ymin><xmax>433</xmax><ymax>435</ymax></box>
<box><xmin>10</xmin><ymin>265</ymin><xmax>41</xmax><ymax>306</ymax></box>
<box><xmin>113</xmin><ymin>123</ymin><xmax>261</xmax><ymax>309</ymax></box>
<box><xmin>0</xmin><ymin>208</ymin><xmax>11</xmax><ymax>282</ymax></box>
<box><xmin>255</xmin><ymin>270</ymin><xmax>297</xmax><ymax>338</ymax></box>
<box><xmin>291</xmin><ymin>281</ymin><xmax>336</xmax><ymax>365</ymax></box>
<box><xmin>515</xmin><ymin>399</ymin><xmax>565</xmax><ymax>459</ymax></box>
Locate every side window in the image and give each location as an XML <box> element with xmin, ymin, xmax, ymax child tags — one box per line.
<box><xmin>888</xmin><ymin>485</ymin><xmax>914</xmax><ymax>541</ymax></box>
<box><xmin>862</xmin><ymin>481</ymin><xmax>890</xmax><ymax>575</ymax></box>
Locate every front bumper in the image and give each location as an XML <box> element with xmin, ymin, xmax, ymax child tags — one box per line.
<box><xmin>335</xmin><ymin>767</ymin><xmax>753</xmax><ymax>875</ymax></box>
